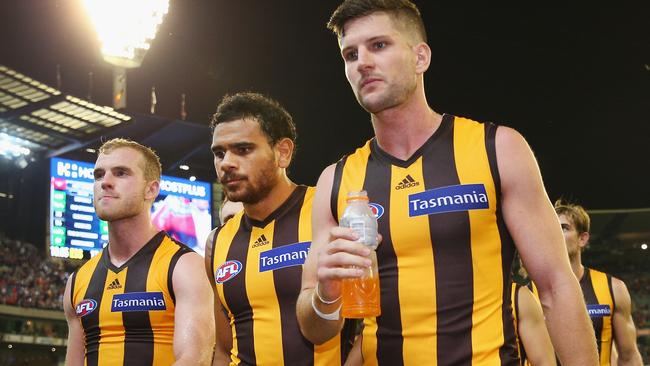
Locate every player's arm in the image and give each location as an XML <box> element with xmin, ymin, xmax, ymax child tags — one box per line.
<box><xmin>610</xmin><ymin>277</ymin><xmax>643</xmax><ymax>366</ymax></box>
<box><xmin>517</xmin><ymin>286</ymin><xmax>556</xmax><ymax>366</ymax></box>
<box><xmin>64</xmin><ymin>274</ymin><xmax>85</xmax><ymax>366</ymax></box>
<box><xmin>204</xmin><ymin>229</ymin><xmax>232</xmax><ymax>366</ymax></box>
<box><xmin>343</xmin><ymin>333</ymin><xmax>363</xmax><ymax>366</ymax></box>
<box><xmin>172</xmin><ymin>252</ymin><xmax>215</xmax><ymax>366</ymax></box>
<box><xmin>297</xmin><ymin>164</ymin><xmax>371</xmax><ymax>345</ymax></box>
<box><xmin>496</xmin><ymin>126</ymin><xmax>598</xmax><ymax>365</ymax></box>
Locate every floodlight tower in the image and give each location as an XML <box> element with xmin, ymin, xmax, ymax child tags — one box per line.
<box><xmin>82</xmin><ymin>0</ymin><xmax>169</xmax><ymax>109</ymax></box>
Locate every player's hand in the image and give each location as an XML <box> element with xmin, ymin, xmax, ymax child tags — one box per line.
<box><xmin>315</xmin><ymin>226</ymin><xmax>381</xmax><ymax>301</ymax></box>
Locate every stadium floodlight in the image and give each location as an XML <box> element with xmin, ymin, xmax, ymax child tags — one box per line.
<box><xmin>0</xmin><ymin>132</ymin><xmax>31</xmax><ymax>158</ymax></box>
<box><xmin>82</xmin><ymin>0</ymin><xmax>169</xmax><ymax>109</ymax></box>
<box><xmin>82</xmin><ymin>0</ymin><xmax>170</xmax><ymax>69</ymax></box>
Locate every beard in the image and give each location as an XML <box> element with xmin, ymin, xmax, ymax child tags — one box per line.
<box><xmin>94</xmin><ymin>197</ymin><xmax>145</xmax><ymax>222</ymax></box>
<box><xmin>222</xmin><ymin>160</ymin><xmax>279</xmax><ymax>205</ymax></box>
<box><xmin>355</xmin><ymin>74</ymin><xmax>417</xmax><ymax>114</ymax></box>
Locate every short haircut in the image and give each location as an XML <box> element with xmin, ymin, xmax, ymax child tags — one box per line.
<box><xmin>210</xmin><ymin>92</ymin><xmax>297</xmax><ymax>147</ymax></box>
<box><xmin>98</xmin><ymin>138</ymin><xmax>162</xmax><ymax>182</ymax></box>
<box><xmin>554</xmin><ymin>199</ymin><xmax>590</xmax><ymax>235</ymax></box>
<box><xmin>327</xmin><ymin>0</ymin><xmax>427</xmax><ymax>43</ymax></box>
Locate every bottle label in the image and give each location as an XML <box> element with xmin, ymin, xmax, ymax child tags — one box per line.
<box><xmin>350</xmin><ymin>220</ymin><xmax>367</xmax><ymax>243</ymax></box>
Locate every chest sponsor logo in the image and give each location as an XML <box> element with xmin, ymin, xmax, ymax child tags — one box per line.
<box><xmin>216</xmin><ymin>260</ymin><xmax>242</xmax><ymax>284</ymax></box>
<box><xmin>368</xmin><ymin>203</ymin><xmax>385</xmax><ymax>219</ymax></box>
<box><xmin>111</xmin><ymin>292</ymin><xmax>166</xmax><ymax>312</ymax></box>
<box><xmin>259</xmin><ymin>242</ymin><xmax>310</xmax><ymax>272</ymax></box>
<box><xmin>408</xmin><ymin>184</ymin><xmax>489</xmax><ymax>217</ymax></box>
<box><xmin>75</xmin><ymin>299</ymin><xmax>98</xmax><ymax>317</ymax></box>
<box><xmin>587</xmin><ymin>304</ymin><xmax>611</xmax><ymax>318</ymax></box>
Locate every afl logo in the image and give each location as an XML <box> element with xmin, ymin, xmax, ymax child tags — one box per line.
<box><xmin>216</xmin><ymin>260</ymin><xmax>243</xmax><ymax>284</ymax></box>
<box><xmin>75</xmin><ymin>299</ymin><xmax>97</xmax><ymax>317</ymax></box>
<box><xmin>369</xmin><ymin>203</ymin><xmax>384</xmax><ymax>219</ymax></box>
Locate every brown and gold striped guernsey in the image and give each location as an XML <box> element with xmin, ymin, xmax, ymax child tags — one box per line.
<box><xmin>70</xmin><ymin>231</ymin><xmax>192</xmax><ymax>366</ymax></box>
<box><xmin>331</xmin><ymin>114</ymin><xmax>519</xmax><ymax>365</ymax></box>
<box><xmin>511</xmin><ymin>282</ymin><xmax>540</xmax><ymax>366</ymax></box>
<box><xmin>210</xmin><ymin>185</ymin><xmax>352</xmax><ymax>366</ymax></box>
<box><xmin>580</xmin><ymin>268</ymin><xmax>615</xmax><ymax>366</ymax></box>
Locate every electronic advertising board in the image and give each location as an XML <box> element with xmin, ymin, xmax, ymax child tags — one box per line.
<box><xmin>50</xmin><ymin>157</ymin><xmax>212</xmax><ymax>259</ymax></box>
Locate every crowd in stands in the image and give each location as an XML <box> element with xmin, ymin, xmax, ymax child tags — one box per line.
<box><xmin>0</xmin><ymin>237</ymin><xmax>78</xmax><ymax>311</ymax></box>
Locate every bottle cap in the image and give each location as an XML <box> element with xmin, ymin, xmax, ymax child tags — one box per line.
<box><xmin>346</xmin><ymin>190</ymin><xmax>368</xmax><ymax>202</ymax></box>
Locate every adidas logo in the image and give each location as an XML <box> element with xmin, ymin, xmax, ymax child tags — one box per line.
<box><xmin>395</xmin><ymin>175</ymin><xmax>420</xmax><ymax>190</ymax></box>
<box><xmin>251</xmin><ymin>234</ymin><xmax>270</xmax><ymax>248</ymax></box>
<box><xmin>107</xmin><ymin>278</ymin><xmax>122</xmax><ymax>290</ymax></box>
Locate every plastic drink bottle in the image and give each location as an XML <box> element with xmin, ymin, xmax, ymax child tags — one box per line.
<box><xmin>340</xmin><ymin>191</ymin><xmax>381</xmax><ymax>318</ymax></box>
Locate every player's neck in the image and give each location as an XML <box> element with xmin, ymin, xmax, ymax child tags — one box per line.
<box><xmin>570</xmin><ymin>255</ymin><xmax>585</xmax><ymax>280</ymax></box>
<box><xmin>107</xmin><ymin>213</ymin><xmax>159</xmax><ymax>267</ymax></box>
<box><xmin>243</xmin><ymin>176</ymin><xmax>297</xmax><ymax>222</ymax></box>
<box><xmin>371</xmin><ymin>91</ymin><xmax>442</xmax><ymax>160</ymax></box>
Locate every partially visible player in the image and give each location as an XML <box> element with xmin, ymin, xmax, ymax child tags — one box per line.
<box><xmin>204</xmin><ymin>92</ymin><xmax>352</xmax><ymax>365</ymax></box>
<box><xmin>64</xmin><ymin>138</ymin><xmax>214</xmax><ymax>366</ymax></box>
<box><xmin>512</xmin><ymin>281</ymin><xmax>556</xmax><ymax>366</ymax></box>
<box><xmin>218</xmin><ymin>194</ymin><xmax>243</xmax><ymax>225</ymax></box>
<box><xmin>555</xmin><ymin>200</ymin><xmax>643</xmax><ymax>366</ymax></box>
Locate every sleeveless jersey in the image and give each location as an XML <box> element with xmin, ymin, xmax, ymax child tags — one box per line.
<box><xmin>331</xmin><ymin>114</ymin><xmax>518</xmax><ymax>365</ymax></box>
<box><xmin>71</xmin><ymin>231</ymin><xmax>192</xmax><ymax>366</ymax></box>
<box><xmin>580</xmin><ymin>268</ymin><xmax>615</xmax><ymax>366</ymax></box>
<box><xmin>210</xmin><ymin>186</ymin><xmax>349</xmax><ymax>366</ymax></box>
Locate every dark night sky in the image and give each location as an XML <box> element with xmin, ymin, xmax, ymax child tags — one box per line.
<box><xmin>1</xmin><ymin>1</ymin><xmax>649</xmax><ymax>210</ymax></box>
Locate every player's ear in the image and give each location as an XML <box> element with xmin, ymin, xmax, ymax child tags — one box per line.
<box><xmin>274</xmin><ymin>138</ymin><xmax>294</xmax><ymax>169</ymax></box>
<box><xmin>145</xmin><ymin>180</ymin><xmax>160</xmax><ymax>201</ymax></box>
<box><xmin>414</xmin><ymin>42</ymin><xmax>431</xmax><ymax>74</ymax></box>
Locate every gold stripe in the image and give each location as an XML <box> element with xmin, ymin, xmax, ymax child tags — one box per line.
<box><xmin>214</xmin><ymin>214</ymin><xmax>244</xmax><ymax>365</ymax></box>
<box><xmin>390</xmin><ymin>161</ymin><xmax>438</xmax><ymax>365</ymax></box>
<box><xmin>147</xmin><ymin>237</ymin><xmax>177</xmax><ymax>364</ymax></box>
<box><xmin>72</xmin><ymin>252</ymin><xmax>102</xmax><ymax>308</ymax></box>
<box><xmin>590</xmin><ymin>269</ymin><xmax>613</xmax><ymax>365</ymax></box>
<box><xmin>98</xmin><ymin>267</ymin><xmax>126</xmax><ymax>365</ymax></box>
<box><xmin>511</xmin><ymin>284</ymin><xmax>522</xmax><ymax>365</ymax></box>
<box><xmin>248</xmin><ymin>223</ymin><xmax>284</xmax><ymax>365</ymax></box>
<box><xmin>361</xmin><ymin>317</ymin><xmax>379</xmax><ymax>366</ymax></box>
<box><xmin>453</xmin><ymin>117</ymin><xmax>503</xmax><ymax>363</ymax></box>
<box><xmin>337</xmin><ymin>142</ymin><xmax>372</xmax><ymax>219</ymax></box>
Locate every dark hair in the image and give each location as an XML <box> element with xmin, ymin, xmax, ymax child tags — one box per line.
<box><xmin>327</xmin><ymin>0</ymin><xmax>426</xmax><ymax>42</ymax></box>
<box><xmin>554</xmin><ymin>198</ymin><xmax>590</xmax><ymax>234</ymax></box>
<box><xmin>210</xmin><ymin>92</ymin><xmax>297</xmax><ymax>147</ymax></box>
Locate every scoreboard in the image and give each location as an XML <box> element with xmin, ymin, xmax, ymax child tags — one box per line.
<box><xmin>49</xmin><ymin>157</ymin><xmax>212</xmax><ymax>259</ymax></box>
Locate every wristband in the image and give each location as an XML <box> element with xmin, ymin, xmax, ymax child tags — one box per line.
<box><xmin>311</xmin><ymin>291</ymin><xmax>341</xmax><ymax>321</ymax></box>
<box><xmin>315</xmin><ymin>283</ymin><xmax>341</xmax><ymax>305</ymax></box>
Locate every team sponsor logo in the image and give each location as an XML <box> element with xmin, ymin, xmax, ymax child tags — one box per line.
<box><xmin>587</xmin><ymin>304</ymin><xmax>611</xmax><ymax>318</ymax></box>
<box><xmin>408</xmin><ymin>184</ymin><xmax>489</xmax><ymax>217</ymax></box>
<box><xmin>75</xmin><ymin>299</ymin><xmax>98</xmax><ymax>317</ymax></box>
<box><xmin>368</xmin><ymin>203</ymin><xmax>384</xmax><ymax>219</ymax></box>
<box><xmin>395</xmin><ymin>175</ymin><xmax>420</xmax><ymax>190</ymax></box>
<box><xmin>259</xmin><ymin>242</ymin><xmax>310</xmax><ymax>272</ymax></box>
<box><xmin>111</xmin><ymin>292</ymin><xmax>166</xmax><ymax>312</ymax></box>
<box><xmin>107</xmin><ymin>278</ymin><xmax>122</xmax><ymax>290</ymax></box>
<box><xmin>216</xmin><ymin>260</ymin><xmax>243</xmax><ymax>284</ymax></box>
<box><xmin>252</xmin><ymin>234</ymin><xmax>270</xmax><ymax>248</ymax></box>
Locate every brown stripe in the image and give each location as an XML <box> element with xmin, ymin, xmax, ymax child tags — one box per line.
<box><xmin>580</xmin><ymin>269</ymin><xmax>603</xmax><ymax>356</ymax></box>
<box><xmin>421</xmin><ymin>117</ymin><xmax>474</xmax><ymax>365</ymax></box>
<box><xmin>81</xmin><ymin>253</ymin><xmax>109</xmax><ymax>366</ymax></box>
<box><xmin>167</xmin><ymin>244</ymin><xmax>193</xmax><ymax>304</ymax></box>
<box><xmin>364</xmin><ymin>148</ymin><xmax>404</xmax><ymax>366</ymax></box>
<box><xmin>331</xmin><ymin>157</ymin><xmax>347</xmax><ymax>223</ymax></box>
<box><xmin>223</xmin><ymin>228</ymin><xmax>255</xmax><ymax>364</ymax></box>
<box><xmin>271</xmin><ymin>186</ymin><xmax>314</xmax><ymax>365</ymax></box>
<box><xmin>122</xmin><ymin>235</ymin><xmax>162</xmax><ymax>366</ymax></box>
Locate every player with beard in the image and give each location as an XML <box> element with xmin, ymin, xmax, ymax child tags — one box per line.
<box><xmin>555</xmin><ymin>201</ymin><xmax>643</xmax><ymax>366</ymax></box>
<box><xmin>63</xmin><ymin>138</ymin><xmax>214</xmax><ymax>366</ymax></box>
<box><xmin>204</xmin><ymin>92</ymin><xmax>353</xmax><ymax>366</ymax></box>
<box><xmin>296</xmin><ymin>1</ymin><xmax>598</xmax><ymax>365</ymax></box>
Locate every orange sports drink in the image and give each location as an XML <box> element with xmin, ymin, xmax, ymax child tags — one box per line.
<box><xmin>339</xmin><ymin>191</ymin><xmax>381</xmax><ymax>318</ymax></box>
<box><xmin>341</xmin><ymin>251</ymin><xmax>380</xmax><ymax>318</ymax></box>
